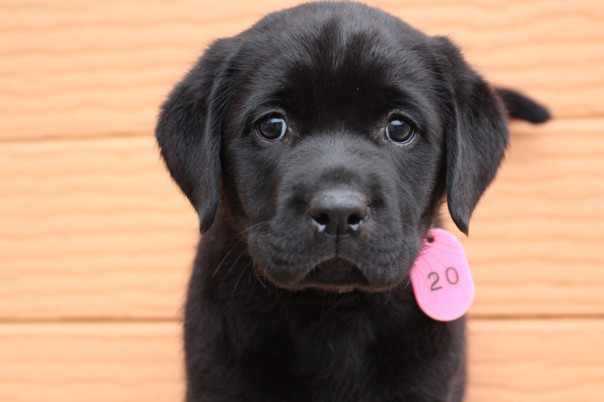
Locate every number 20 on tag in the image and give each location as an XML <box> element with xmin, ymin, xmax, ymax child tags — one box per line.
<box><xmin>410</xmin><ymin>229</ymin><xmax>475</xmax><ymax>322</ymax></box>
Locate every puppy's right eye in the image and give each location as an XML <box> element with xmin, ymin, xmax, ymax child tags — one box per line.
<box><xmin>385</xmin><ymin>118</ymin><xmax>415</xmax><ymax>145</ymax></box>
<box><xmin>256</xmin><ymin>116</ymin><xmax>287</xmax><ymax>141</ymax></box>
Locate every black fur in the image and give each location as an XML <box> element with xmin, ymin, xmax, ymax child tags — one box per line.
<box><xmin>155</xmin><ymin>2</ymin><xmax>550</xmax><ymax>401</ymax></box>
<box><xmin>496</xmin><ymin>88</ymin><xmax>552</xmax><ymax>123</ymax></box>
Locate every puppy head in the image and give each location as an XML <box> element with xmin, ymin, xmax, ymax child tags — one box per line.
<box><xmin>156</xmin><ymin>2</ymin><xmax>508</xmax><ymax>292</ymax></box>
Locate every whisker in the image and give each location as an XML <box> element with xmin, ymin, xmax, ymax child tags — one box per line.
<box><xmin>212</xmin><ymin>220</ymin><xmax>270</xmax><ymax>278</ymax></box>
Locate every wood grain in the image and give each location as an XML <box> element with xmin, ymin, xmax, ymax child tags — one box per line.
<box><xmin>1</xmin><ymin>119</ymin><xmax>602</xmax><ymax>320</ymax></box>
<box><xmin>1</xmin><ymin>0</ymin><xmax>602</xmax><ymax>141</ymax></box>
<box><xmin>0</xmin><ymin>322</ymin><xmax>184</xmax><ymax>402</ymax></box>
<box><xmin>457</xmin><ymin>119</ymin><xmax>604</xmax><ymax>316</ymax></box>
<box><xmin>467</xmin><ymin>319</ymin><xmax>604</xmax><ymax>401</ymax></box>
<box><xmin>0</xmin><ymin>137</ymin><xmax>198</xmax><ymax>320</ymax></box>
<box><xmin>0</xmin><ymin>319</ymin><xmax>601</xmax><ymax>401</ymax></box>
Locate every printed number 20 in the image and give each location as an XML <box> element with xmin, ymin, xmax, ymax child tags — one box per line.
<box><xmin>428</xmin><ymin>267</ymin><xmax>459</xmax><ymax>291</ymax></box>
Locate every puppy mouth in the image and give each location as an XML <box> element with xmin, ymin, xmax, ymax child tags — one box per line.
<box><xmin>251</xmin><ymin>227</ymin><xmax>414</xmax><ymax>293</ymax></box>
<box><xmin>296</xmin><ymin>257</ymin><xmax>372</xmax><ymax>293</ymax></box>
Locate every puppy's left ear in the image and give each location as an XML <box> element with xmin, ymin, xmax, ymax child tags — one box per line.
<box><xmin>432</xmin><ymin>36</ymin><xmax>510</xmax><ymax>235</ymax></box>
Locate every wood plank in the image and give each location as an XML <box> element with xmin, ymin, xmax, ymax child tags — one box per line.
<box><xmin>1</xmin><ymin>0</ymin><xmax>602</xmax><ymax>141</ymax></box>
<box><xmin>1</xmin><ymin>119</ymin><xmax>603</xmax><ymax>319</ymax></box>
<box><xmin>0</xmin><ymin>319</ymin><xmax>601</xmax><ymax>401</ymax></box>
<box><xmin>467</xmin><ymin>319</ymin><xmax>604</xmax><ymax>401</ymax></box>
<box><xmin>0</xmin><ymin>322</ymin><xmax>184</xmax><ymax>402</ymax></box>
<box><xmin>0</xmin><ymin>137</ymin><xmax>198</xmax><ymax>320</ymax></box>
<box><xmin>456</xmin><ymin>119</ymin><xmax>604</xmax><ymax>316</ymax></box>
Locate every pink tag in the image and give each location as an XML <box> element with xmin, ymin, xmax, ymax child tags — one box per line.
<box><xmin>410</xmin><ymin>229</ymin><xmax>475</xmax><ymax>321</ymax></box>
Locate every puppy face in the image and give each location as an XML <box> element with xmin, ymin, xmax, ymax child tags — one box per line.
<box><xmin>156</xmin><ymin>2</ymin><xmax>509</xmax><ymax>292</ymax></box>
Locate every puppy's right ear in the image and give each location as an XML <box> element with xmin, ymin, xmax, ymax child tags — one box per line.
<box><xmin>156</xmin><ymin>39</ymin><xmax>235</xmax><ymax>232</ymax></box>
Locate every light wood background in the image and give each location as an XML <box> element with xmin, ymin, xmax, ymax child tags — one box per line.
<box><xmin>1</xmin><ymin>0</ymin><xmax>603</xmax><ymax>400</ymax></box>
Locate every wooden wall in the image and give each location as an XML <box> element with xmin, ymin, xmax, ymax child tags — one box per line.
<box><xmin>1</xmin><ymin>0</ymin><xmax>603</xmax><ymax>400</ymax></box>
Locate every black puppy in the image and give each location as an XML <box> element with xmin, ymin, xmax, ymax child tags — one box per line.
<box><xmin>156</xmin><ymin>2</ymin><xmax>549</xmax><ymax>401</ymax></box>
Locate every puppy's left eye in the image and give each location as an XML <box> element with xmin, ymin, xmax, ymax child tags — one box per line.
<box><xmin>385</xmin><ymin>119</ymin><xmax>415</xmax><ymax>144</ymax></box>
<box><xmin>256</xmin><ymin>116</ymin><xmax>287</xmax><ymax>141</ymax></box>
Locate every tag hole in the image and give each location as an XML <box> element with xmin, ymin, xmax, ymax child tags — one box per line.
<box><xmin>426</xmin><ymin>234</ymin><xmax>434</xmax><ymax>243</ymax></box>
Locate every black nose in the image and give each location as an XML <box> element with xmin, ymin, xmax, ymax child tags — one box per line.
<box><xmin>309</xmin><ymin>189</ymin><xmax>368</xmax><ymax>235</ymax></box>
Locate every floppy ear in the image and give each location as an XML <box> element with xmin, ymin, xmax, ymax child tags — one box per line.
<box><xmin>156</xmin><ymin>39</ymin><xmax>234</xmax><ymax>232</ymax></box>
<box><xmin>432</xmin><ymin>36</ymin><xmax>510</xmax><ymax>235</ymax></box>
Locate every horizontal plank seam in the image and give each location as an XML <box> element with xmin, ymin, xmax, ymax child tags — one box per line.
<box><xmin>470</xmin><ymin>313</ymin><xmax>604</xmax><ymax>320</ymax></box>
<box><xmin>0</xmin><ymin>314</ymin><xmax>603</xmax><ymax>324</ymax></box>
<box><xmin>0</xmin><ymin>131</ymin><xmax>159</xmax><ymax>145</ymax></box>
<box><xmin>0</xmin><ymin>318</ymin><xmax>181</xmax><ymax>324</ymax></box>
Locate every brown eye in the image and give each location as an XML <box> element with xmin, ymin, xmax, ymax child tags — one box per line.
<box><xmin>386</xmin><ymin>119</ymin><xmax>415</xmax><ymax>144</ymax></box>
<box><xmin>256</xmin><ymin>116</ymin><xmax>287</xmax><ymax>141</ymax></box>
